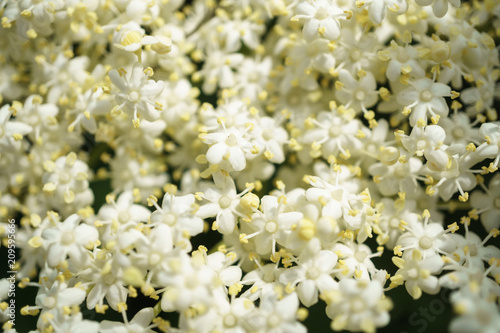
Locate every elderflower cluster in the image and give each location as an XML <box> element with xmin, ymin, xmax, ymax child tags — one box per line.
<box><xmin>0</xmin><ymin>0</ymin><xmax>499</xmax><ymax>332</ymax></box>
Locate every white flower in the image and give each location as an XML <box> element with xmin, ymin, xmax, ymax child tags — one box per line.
<box><xmin>332</xmin><ymin>241</ymin><xmax>379</xmax><ymax>280</ymax></box>
<box><xmin>397</xmin><ymin>77</ymin><xmax>452</xmax><ymax>126</ymax></box>
<box><xmin>293</xmin><ymin>0</ymin><xmax>350</xmax><ymax>42</ymax></box>
<box><xmin>449</xmin><ymin>295</ymin><xmax>500</xmax><ymax>333</ymax></box>
<box><xmin>335</xmin><ymin>69</ymin><xmax>379</xmax><ymax>114</ymax></box>
<box><xmin>204</xmin><ymin>250</ymin><xmax>242</xmax><ymax>288</ymax></box>
<box><xmin>241</xmin><ymin>263</ymin><xmax>284</xmax><ymax>302</ymax></box>
<box><xmin>470</xmin><ymin>174</ymin><xmax>500</xmax><ymax>231</ymax></box>
<box><xmin>427</xmin><ymin>145</ymin><xmax>482</xmax><ymax>201</ymax></box>
<box><xmin>0</xmin><ymin>104</ymin><xmax>32</xmax><ymax>147</ymax></box>
<box><xmin>246</xmin><ymin>292</ymin><xmax>307</xmax><ymax>333</ymax></box>
<box><xmin>378</xmin><ymin>198</ymin><xmax>420</xmax><ymax>248</ymax></box>
<box><xmin>34</xmin><ymin>54</ymin><xmax>90</xmax><ymax>104</ymax></box>
<box><xmin>15</xmin><ymin>0</ymin><xmax>64</xmax><ymax>36</ymax></box>
<box><xmin>279</xmin><ymin>249</ymin><xmax>338</xmax><ymax>306</ymax></box>
<box><xmin>42</xmin><ymin>152</ymin><xmax>94</xmax><ymax>214</ymax></box>
<box><xmin>196</xmin><ymin>176</ymin><xmax>244</xmax><ymax>234</ymax></box>
<box><xmin>97</xmin><ymin>191</ymin><xmax>151</xmax><ymax>238</ymax></box>
<box><xmin>15</xmin><ymin>94</ymin><xmax>58</xmax><ymax>141</ymax></box>
<box><xmin>439</xmin><ymin>112</ymin><xmax>479</xmax><ymax>146</ymax></box>
<box><xmin>108</xmin><ymin>62</ymin><xmax>165</xmax><ymax>124</ymax></box>
<box><xmin>251</xmin><ymin>115</ymin><xmax>289</xmax><ymax>164</ymax></box>
<box><xmin>368</xmin><ymin>156</ymin><xmax>423</xmax><ymax>197</ymax></box>
<box><xmin>67</xmin><ymin>87</ymin><xmax>112</xmax><ymax>134</ymax></box>
<box><xmin>131</xmin><ymin>224</ymin><xmax>174</xmax><ymax>285</ymax></box>
<box><xmin>305</xmin><ymin>176</ymin><xmax>350</xmax><ymax>221</ymax></box>
<box><xmin>195</xmin><ymin>50</ymin><xmax>244</xmax><ymax>94</ymax></box>
<box><xmin>390</xmin><ymin>249</ymin><xmax>443</xmax><ymax>299</ymax></box>
<box><xmin>440</xmin><ymin>259</ymin><xmax>500</xmax><ymax>299</ymax></box>
<box><xmin>101</xmin><ymin>307</ymin><xmax>156</xmax><ymax>333</ymax></box>
<box><xmin>203</xmin><ymin>129</ymin><xmax>252</xmax><ymax>172</ymax></box>
<box><xmin>301</xmin><ymin>108</ymin><xmax>362</xmax><ymax>160</ymax></box>
<box><xmin>381</xmin><ymin>41</ymin><xmax>425</xmax><ymax>82</ymax></box>
<box><xmin>34</xmin><ymin>279</ymin><xmax>86</xmax><ymax>324</ymax></box>
<box><xmin>461</xmin><ymin>75</ymin><xmax>496</xmax><ymax>115</ymax></box>
<box><xmin>400</xmin><ymin>124</ymin><xmax>447</xmax><ymax>159</ymax></box>
<box><xmin>41</xmin><ymin>214</ymin><xmax>98</xmax><ymax>268</ymax></box>
<box><xmin>46</xmin><ymin>312</ymin><xmax>100</xmax><ymax>333</ymax></box>
<box><xmin>212</xmin><ymin>297</ymin><xmax>256</xmax><ymax>333</ymax></box>
<box><xmin>334</xmin><ymin>27</ymin><xmax>379</xmax><ymax>74</ymax></box>
<box><xmin>234</xmin><ymin>57</ymin><xmax>272</xmax><ymax>102</ymax></box>
<box><xmin>414</xmin><ymin>0</ymin><xmax>460</xmax><ymax>18</ymax></box>
<box><xmin>244</xmin><ymin>194</ymin><xmax>303</xmax><ymax>255</ymax></box>
<box><xmin>158</xmin><ymin>251</ymin><xmax>217</xmax><ymax>312</ymax></box>
<box><xmin>215</xmin><ymin>14</ymin><xmax>265</xmax><ymax>51</ymax></box>
<box><xmin>360</xmin><ymin>0</ymin><xmax>408</xmax><ymax>25</ymax></box>
<box><xmin>396</xmin><ymin>211</ymin><xmax>456</xmax><ymax>258</ymax></box>
<box><xmin>444</xmin><ymin>226</ymin><xmax>500</xmax><ymax>269</ymax></box>
<box><xmin>325</xmin><ymin>273</ymin><xmax>392</xmax><ymax>333</ymax></box>
<box><xmin>81</xmin><ymin>249</ymin><xmax>128</xmax><ymax>312</ymax></box>
<box><xmin>477</xmin><ymin>122</ymin><xmax>500</xmax><ymax>164</ymax></box>
<box><xmin>149</xmin><ymin>192</ymin><xmax>204</xmax><ymax>250</ymax></box>
<box><xmin>113</xmin><ymin>22</ymin><xmax>172</xmax><ymax>56</ymax></box>
<box><xmin>109</xmin><ymin>149</ymin><xmax>168</xmax><ymax>202</ymax></box>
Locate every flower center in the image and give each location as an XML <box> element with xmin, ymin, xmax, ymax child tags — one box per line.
<box><xmin>407</xmin><ymin>268</ymin><xmax>418</xmax><ymax>279</ymax></box>
<box><xmin>149</xmin><ymin>252</ymin><xmax>162</xmax><ymax>266</ymax></box>
<box><xmin>350</xmin><ymin>298</ymin><xmax>365</xmax><ymax>313</ymax></box>
<box><xmin>118</xmin><ymin>210</ymin><xmax>130</xmax><ymax>223</ymax></box>
<box><xmin>430</xmin><ymin>41</ymin><xmax>449</xmax><ymax>63</ymax></box>
<box><xmin>468</xmin><ymin>243</ymin><xmax>478</xmax><ymax>256</ymax></box>
<box><xmin>223</xmin><ymin>314</ymin><xmax>238</xmax><ymax>328</ymax></box>
<box><xmin>219</xmin><ymin>196</ymin><xmax>232</xmax><ymax>209</ymax></box>
<box><xmin>315</xmin><ymin>7</ymin><xmax>329</xmax><ymax>20</ymax></box>
<box><xmin>103</xmin><ymin>273</ymin><xmax>115</xmax><ymax>286</ymax></box>
<box><xmin>128</xmin><ymin>90</ymin><xmax>141</xmax><ymax>103</ymax></box>
<box><xmin>397</xmin><ymin>49</ymin><xmax>409</xmax><ymax>63</ymax></box>
<box><xmin>225</xmin><ymin>133</ymin><xmax>238</xmax><ymax>146</ymax></box>
<box><xmin>262</xmin><ymin>128</ymin><xmax>274</xmax><ymax>141</ymax></box>
<box><xmin>265</xmin><ymin>221</ymin><xmax>278</xmax><ymax>233</ymax></box>
<box><xmin>306</xmin><ymin>267</ymin><xmax>320</xmax><ymax>280</ymax></box>
<box><xmin>452</xmin><ymin>127</ymin><xmax>465</xmax><ymax>139</ymax></box>
<box><xmin>43</xmin><ymin>296</ymin><xmax>56</xmax><ymax>308</ymax></box>
<box><xmin>394</xmin><ymin>164</ymin><xmax>408</xmax><ymax>178</ymax></box>
<box><xmin>262</xmin><ymin>269</ymin><xmax>275</xmax><ymax>283</ymax></box>
<box><xmin>354</xmin><ymin>90</ymin><xmax>365</xmax><ymax>101</ymax></box>
<box><xmin>185</xmin><ymin>274</ymin><xmax>199</xmax><ymax>289</ymax></box>
<box><xmin>329</xmin><ymin>125</ymin><xmax>341</xmax><ymax>137</ymax></box>
<box><xmin>350</xmin><ymin>49</ymin><xmax>362</xmax><ymax>62</ymax></box>
<box><xmin>120</xmin><ymin>169</ymin><xmax>131</xmax><ymax>179</ymax></box>
<box><xmin>163</xmin><ymin>213</ymin><xmax>177</xmax><ymax>226</ymax></box>
<box><xmin>59</xmin><ymin>170</ymin><xmax>72</xmax><ymax>183</ymax></box>
<box><xmin>267</xmin><ymin>313</ymin><xmax>282</xmax><ymax>328</ymax></box>
<box><xmin>29</xmin><ymin>114</ymin><xmax>41</xmax><ymax>125</ymax></box>
<box><xmin>416</xmin><ymin>139</ymin><xmax>428</xmax><ymax>151</ymax></box>
<box><xmin>420</xmin><ymin>90</ymin><xmax>433</xmax><ymax>102</ymax></box>
<box><xmin>248</xmin><ymin>72</ymin><xmax>260</xmax><ymax>82</ymax></box>
<box><xmin>355</xmin><ymin>251</ymin><xmax>368</xmax><ymax>263</ymax></box>
<box><xmin>61</xmin><ymin>230</ymin><xmax>75</xmax><ymax>245</ymax></box>
<box><xmin>419</xmin><ymin>236</ymin><xmax>433</xmax><ymax>250</ymax></box>
<box><xmin>366</xmin><ymin>143</ymin><xmax>377</xmax><ymax>154</ymax></box>
<box><xmin>76</xmin><ymin>100</ymin><xmax>86</xmax><ymax>111</ymax></box>
<box><xmin>58</xmin><ymin>72</ymin><xmax>69</xmax><ymax>83</ymax></box>
<box><xmin>389</xmin><ymin>217</ymin><xmax>400</xmax><ymax>228</ymax></box>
